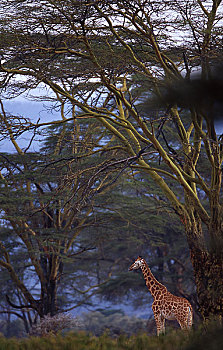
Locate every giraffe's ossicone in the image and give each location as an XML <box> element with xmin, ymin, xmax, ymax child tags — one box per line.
<box><xmin>129</xmin><ymin>257</ymin><xmax>193</xmax><ymax>336</ymax></box>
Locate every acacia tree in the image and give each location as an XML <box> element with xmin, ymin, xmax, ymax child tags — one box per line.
<box><xmin>0</xmin><ymin>108</ymin><xmax>128</xmax><ymax>322</ymax></box>
<box><xmin>0</xmin><ymin>0</ymin><xmax>223</xmax><ymax>319</ymax></box>
<box><xmin>0</xmin><ymin>118</ymin><xmax>195</xmax><ymax>332</ymax></box>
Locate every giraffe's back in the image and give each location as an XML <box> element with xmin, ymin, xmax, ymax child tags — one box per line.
<box><xmin>160</xmin><ymin>292</ymin><xmax>192</xmax><ymax>322</ymax></box>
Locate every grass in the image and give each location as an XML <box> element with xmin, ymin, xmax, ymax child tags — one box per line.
<box><xmin>0</xmin><ymin>322</ymin><xmax>222</xmax><ymax>350</ymax></box>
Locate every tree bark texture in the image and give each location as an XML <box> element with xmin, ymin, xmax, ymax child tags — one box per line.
<box><xmin>187</xmin><ymin>223</ymin><xmax>223</xmax><ymax>319</ymax></box>
<box><xmin>39</xmin><ymin>253</ymin><xmax>63</xmax><ymax>317</ymax></box>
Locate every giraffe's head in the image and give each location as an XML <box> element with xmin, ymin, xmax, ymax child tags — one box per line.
<box><xmin>129</xmin><ymin>257</ymin><xmax>144</xmax><ymax>271</ymax></box>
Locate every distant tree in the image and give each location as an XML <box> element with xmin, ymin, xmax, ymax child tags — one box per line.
<box><xmin>0</xmin><ymin>116</ymin><xmax>126</xmax><ymax>325</ymax></box>
<box><xmin>79</xmin><ymin>309</ymin><xmax>148</xmax><ymax>337</ymax></box>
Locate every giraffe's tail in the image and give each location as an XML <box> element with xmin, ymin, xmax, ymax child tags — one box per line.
<box><xmin>187</xmin><ymin>305</ymin><xmax>193</xmax><ymax>329</ymax></box>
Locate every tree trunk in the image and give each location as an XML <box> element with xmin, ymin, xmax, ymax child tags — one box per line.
<box><xmin>40</xmin><ymin>280</ymin><xmax>58</xmax><ymax>317</ymax></box>
<box><xmin>39</xmin><ymin>252</ymin><xmax>63</xmax><ymax>317</ymax></box>
<box><xmin>190</xmin><ymin>248</ymin><xmax>223</xmax><ymax>319</ymax></box>
<box><xmin>186</xmin><ymin>222</ymin><xmax>223</xmax><ymax>319</ymax></box>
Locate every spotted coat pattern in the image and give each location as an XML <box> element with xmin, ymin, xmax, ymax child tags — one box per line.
<box><xmin>129</xmin><ymin>257</ymin><xmax>193</xmax><ymax>336</ymax></box>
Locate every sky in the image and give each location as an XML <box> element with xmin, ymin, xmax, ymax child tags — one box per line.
<box><xmin>1</xmin><ymin>95</ymin><xmax>59</xmax><ymax>153</ymax></box>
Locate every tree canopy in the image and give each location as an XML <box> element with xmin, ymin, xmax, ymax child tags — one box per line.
<box><xmin>0</xmin><ymin>0</ymin><xmax>223</xmax><ymax>324</ymax></box>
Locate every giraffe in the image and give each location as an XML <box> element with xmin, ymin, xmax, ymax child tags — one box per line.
<box><xmin>129</xmin><ymin>257</ymin><xmax>193</xmax><ymax>336</ymax></box>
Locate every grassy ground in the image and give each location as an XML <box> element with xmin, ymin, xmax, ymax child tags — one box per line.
<box><xmin>0</xmin><ymin>322</ymin><xmax>222</xmax><ymax>350</ymax></box>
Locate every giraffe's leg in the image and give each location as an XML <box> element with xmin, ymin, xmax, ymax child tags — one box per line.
<box><xmin>178</xmin><ymin>320</ymin><xmax>188</xmax><ymax>330</ymax></box>
<box><xmin>178</xmin><ymin>307</ymin><xmax>193</xmax><ymax>331</ymax></box>
<box><xmin>153</xmin><ymin>313</ymin><xmax>165</xmax><ymax>336</ymax></box>
<box><xmin>160</xmin><ymin>315</ymin><xmax>165</xmax><ymax>335</ymax></box>
<box><xmin>187</xmin><ymin>307</ymin><xmax>193</xmax><ymax>329</ymax></box>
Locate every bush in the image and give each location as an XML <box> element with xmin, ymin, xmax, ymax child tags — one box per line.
<box><xmin>29</xmin><ymin>313</ymin><xmax>81</xmax><ymax>337</ymax></box>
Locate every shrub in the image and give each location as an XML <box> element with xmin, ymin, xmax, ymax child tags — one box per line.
<box><xmin>29</xmin><ymin>313</ymin><xmax>80</xmax><ymax>337</ymax></box>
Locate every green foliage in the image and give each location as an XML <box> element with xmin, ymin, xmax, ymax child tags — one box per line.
<box><xmin>0</xmin><ymin>322</ymin><xmax>222</xmax><ymax>350</ymax></box>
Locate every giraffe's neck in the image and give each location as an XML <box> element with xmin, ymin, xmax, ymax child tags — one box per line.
<box><xmin>141</xmin><ymin>262</ymin><xmax>167</xmax><ymax>298</ymax></box>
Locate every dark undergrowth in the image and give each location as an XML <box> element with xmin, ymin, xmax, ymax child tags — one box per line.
<box><xmin>0</xmin><ymin>322</ymin><xmax>222</xmax><ymax>350</ymax></box>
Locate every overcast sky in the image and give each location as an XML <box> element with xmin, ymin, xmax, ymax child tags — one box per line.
<box><xmin>1</xmin><ymin>95</ymin><xmax>60</xmax><ymax>153</ymax></box>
